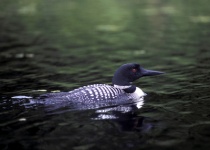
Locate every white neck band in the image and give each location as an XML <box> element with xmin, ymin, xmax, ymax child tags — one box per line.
<box><xmin>113</xmin><ymin>84</ymin><xmax>131</xmax><ymax>89</ymax></box>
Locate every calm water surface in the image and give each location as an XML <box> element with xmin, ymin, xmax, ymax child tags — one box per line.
<box><xmin>1</xmin><ymin>0</ymin><xmax>210</xmax><ymax>150</ymax></box>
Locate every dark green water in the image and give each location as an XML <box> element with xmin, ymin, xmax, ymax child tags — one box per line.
<box><xmin>1</xmin><ymin>0</ymin><xmax>210</xmax><ymax>149</ymax></box>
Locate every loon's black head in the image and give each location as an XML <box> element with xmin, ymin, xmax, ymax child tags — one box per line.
<box><xmin>112</xmin><ymin>63</ymin><xmax>164</xmax><ymax>86</ymax></box>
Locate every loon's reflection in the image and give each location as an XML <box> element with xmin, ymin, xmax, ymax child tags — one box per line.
<box><xmin>90</xmin><ymin>97</ymin><xmax>152</xmax><ymax>131</ymax></box>
<box><xmin>92</xmin><ymin>109</ymin><xmax>151</xmax><ymax>132</ymax></box>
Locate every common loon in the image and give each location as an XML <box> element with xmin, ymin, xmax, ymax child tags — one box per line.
<box><xmin>39</xmin><ymin>63</ymin><xmax>164</xmax><ymax>110</ymax></box>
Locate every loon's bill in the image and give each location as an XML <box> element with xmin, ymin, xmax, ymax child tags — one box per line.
<box><xmin>34</xmin><ymin>63</ymin><xmax>164</xmax><ymax>111</ymax></box>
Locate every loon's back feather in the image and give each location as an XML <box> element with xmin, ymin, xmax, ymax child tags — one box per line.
<box><xmin>40</xmin><ymin>84</ymin><xmax>132</xmax><ymax>106</ymax></box>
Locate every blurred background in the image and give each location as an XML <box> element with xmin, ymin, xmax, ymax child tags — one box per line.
<box><xmin>0</xmin><ymin>0</ymin><xmax>210</xmax><ymax>150</ymax></box>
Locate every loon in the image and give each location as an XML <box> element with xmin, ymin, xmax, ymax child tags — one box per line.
<box><xmin>39</xmin><ymin>63</ymin><xmax>164</xmax><ymax>110</ymax></box>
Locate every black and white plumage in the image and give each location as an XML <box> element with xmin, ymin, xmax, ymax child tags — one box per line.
<box><xmin>41</xmin><ymin>84</ymin><xmax>143</xmax><ymax>104</ymax></box>
<box><xmin>38</xmin><ymin>63</ymin><xmax>164</xmax><ymax>110</ymax></box>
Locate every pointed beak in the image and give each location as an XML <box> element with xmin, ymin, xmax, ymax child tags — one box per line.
<box><xmin>140</xmin><ymin>67</ymin><xmax>164</xmax><ymax>77</ymax></box>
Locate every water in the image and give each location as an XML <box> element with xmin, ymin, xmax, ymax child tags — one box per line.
<box><xmin>1</xmin><ymin>0</ymin><xmax>210</xmax><ymax>149</ymax></box>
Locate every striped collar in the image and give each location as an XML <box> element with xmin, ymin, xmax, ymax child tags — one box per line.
<box><xmin>113</xmin><ymin>84</ymin><xmax>132</xmax><ymax>90</ymax></box>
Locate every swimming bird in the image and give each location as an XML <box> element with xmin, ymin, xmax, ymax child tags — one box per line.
<box><xmin>38</xmin><ymin>63</ymin><xmax>164</xmax><ymax>110</ymax></box>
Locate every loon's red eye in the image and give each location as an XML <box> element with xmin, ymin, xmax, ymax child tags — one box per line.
<box><xmin>132</xmin><ymin>68</ymin><xmax>137</xmax><ymax>73</ymax></box>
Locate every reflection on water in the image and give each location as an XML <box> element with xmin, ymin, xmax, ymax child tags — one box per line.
<box><xmin>1</xmin><ymin>0</ymin><xmax>210</xmax><ymax>149</ymax></box>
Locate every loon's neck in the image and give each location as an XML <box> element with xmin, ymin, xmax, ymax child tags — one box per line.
<box><xmin>123</xmin><ymin>85</ymin><xmax>136</xmax><ymax>93</ymax></box>
<box><xmin>113</xmin><ymin>84</ymin><xmax>136</xmax><ymax>93</ymax></box>
<box><xmin>114</xmin><ymin>84</ymin><xmax>146</xmax><ymax>99</ymax></box>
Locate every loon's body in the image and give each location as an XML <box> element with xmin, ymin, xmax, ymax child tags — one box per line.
<box><xmin>40</xmin><ymin>63</ymin><xmax>163</xmax><ymax>110</ymax></box>
<box><xmin>41</xmin><ymin>84</ymin><xmax>144</xmax><ymax>105</ymax></box>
